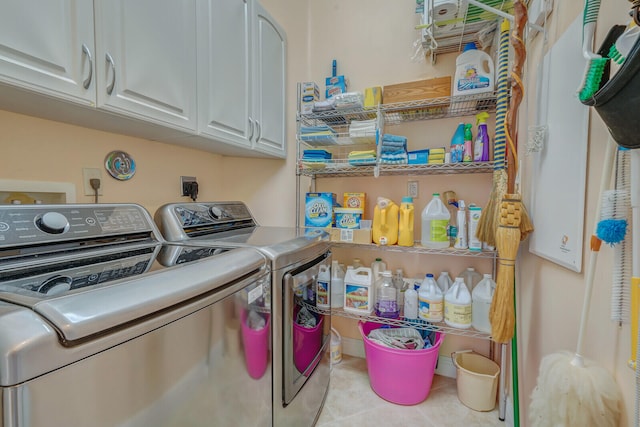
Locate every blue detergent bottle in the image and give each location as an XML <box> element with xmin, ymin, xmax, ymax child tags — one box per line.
<box><xmin>450</xmin><ymin>123</ymin><xmax>465</xmax><ymax>163</ymax></box>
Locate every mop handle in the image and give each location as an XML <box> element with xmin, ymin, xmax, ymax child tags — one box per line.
<box><xmin>574</xmin><ymin>136</ymin><xmax>617</xmax><ymax>363</ymax></box>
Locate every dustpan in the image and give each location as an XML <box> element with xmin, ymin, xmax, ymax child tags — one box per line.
<box><xmin>581</xmin><ymin>26</ymin><xmax>640</xmax><ymax>148</ymax></box>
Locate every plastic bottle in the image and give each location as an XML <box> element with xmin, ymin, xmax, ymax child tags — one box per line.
<box><xmin>375</xmin><ymin>271</ymin><xmax>399</xmax><ymax>318</ymax></box>
<box><xmin>316</xmin><ymin>264</ymin><xmax>331</xmax><ymax>308</ymax></box>
<box><xmin>468</xmin><ymin>205</ymin><xmax>483</xmax><ymax>251</ymax></box>
<box><xmin>452</xmin><ymin>42</ymin><xmax>495</xmax><ymax>97</ymax></box>
<box><xmin>398</xmin><ymin>196</ymin><xmax>415</xmax><ymax>247</ymax></box>
<box><xmin>393</xmin><ymin>269</ymin><xmax>406</xmax><ymax>315</ymax></box>
<box><xmin>352</xmin><ymin>258</ymin><xmax>363</xmax><ymax>268</ymax></box>
<box><xmin>372</xmin><ymin>197</ymin><xmax>399</xmax><ymax>246</ymax></box>
<box><xmin>343</xmin><ymin>266</ymin><xmax>373</xmax><ymax>314</ymax></box>
<box><xmin>421</xmin><ymin>193</ymin><xmax>451</xmax><ymax>249</ymax></box>
<box><xmin>449</xmin><ymin>123</ymin><xmax>465</xmax><ymax>163</ymax></box>
<box><xmin>454</xmin><ymin>200</ymin><xmax>468</xmax><ymax>249</ymax></box>
<box><xmin>463</xmin><ymin>123</ymin><xmax>473</xmax><ymax>162</ymax></box>
<box><xmin>330</xmin><ymin>261</ymin><xmax>346</xmax><ymax>308</ymax></box>
<box><xmin>458</xmin><ymin>267</ymin><xmax>483</xmax><ymax>291</ymax></box>
<box><xmin>404</xmin><ymin>285</ymin><xmax>418</xmax><ymax>320</ymax></box>
<box><xmin>371</xmin><ymin>257</ymin><xmax>387</xmax><ymax>282</ymax></box>
<box><xmin>436</xmin><ymin>271</ymin><xmax>453</xmax><ymax>294</ymax></box>
<box><xmin>474</xmin><ymin>112</ymin><xmax>491</xmax><ymax>162</ymax></box>
<box><xmin>418</xmin><ymin>273</ymin><xmax>443</xmax><ymax>322</ymax></box>
<box><xmin>472</xmin><ymin>274</ymin><xmax>496</xmax><ymax>333</ymax></box>
<box><xmin>444</xmin><ymin>277</ymin><xmax>472</xmax><ymax>329</ymax></box>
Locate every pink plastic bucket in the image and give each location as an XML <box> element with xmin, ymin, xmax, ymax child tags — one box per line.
<box><xmin>359</xmin><ymin>321</ymin><xmax>444</xmax><ymax>405</ymax></box>
<box><xmin>293</xmin><ymin>314</ymin><xmax>324</xmax><ymax>376</ymax></box>
<box><xmin>241</xmin><ymin>311</ymin><xmax>270</xmax><ymax>379</ymax></box>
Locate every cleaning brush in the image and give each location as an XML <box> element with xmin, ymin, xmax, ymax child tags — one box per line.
<box><xmin>597</xmin><ymin>189</ymin><xmax>629</xmax><ymax>245</ymax></box>
<box><xmin>609</xmin><ymin>22</ymin><xmax>640</xmax><ymax>65</ymax></box>
<box><xmin>578</xmin><ymin>0</ymin><xmax>609</xmax><ymax>102</ymax></box>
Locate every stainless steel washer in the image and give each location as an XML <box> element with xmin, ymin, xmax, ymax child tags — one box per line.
<box><xmin>0</xmin><ymin>203</ymin><xmax>271</xmax><ymax>427</ymax></box>
<box><xmin>155</xmin><ymin>201</ymin><xmax>331</xmax><ymax>427</ymax></box>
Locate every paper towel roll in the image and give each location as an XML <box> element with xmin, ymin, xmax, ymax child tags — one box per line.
<box><xmin>432</xmin><ymin>0</ymin><xmax>458</xmax><ymax>20</ymax></box>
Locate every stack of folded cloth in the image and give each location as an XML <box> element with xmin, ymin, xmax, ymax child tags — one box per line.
<box><xmin>379</xmin><ymin>134</ymin><xmax>408</xmax><ymax>164</ymax></box>
<box><xmin>428</xmin><ymin>147</ymin><xmax>446</xmax><ymax>164</ymax></box>
<box><xmin>348</xmin><ymin>150</ymin><xmax>376</xmax><ymax>165</ymax></box>
<box><xmin>302</xmin><ymin>149</ymin><xmax>332</xmax><ymax>162</ymax></box>
<box><xmin>349</xmin><ymin>119</ymin><xmax>377</xmax><ymax>142</ymax></box>
<box><xmin>300</xmin><ymin>124</ymin><xmax>337</xmax><ymax>145</ymax></box>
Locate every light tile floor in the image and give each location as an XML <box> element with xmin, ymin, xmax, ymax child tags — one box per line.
<box><xmin>317</xmin><ymin>355</ymin><xmax>502</xmax><ymax>427</ymax></box>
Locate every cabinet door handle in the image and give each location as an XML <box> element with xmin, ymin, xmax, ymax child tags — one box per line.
<box><xmin>81</xmin><ymin>44</ymin><xmax>93</xmax><ymax>89</ymax></box>
<box><xmin>255</xmin><ymin>120</ymin><xmax>262</xmax><ymax>142</ymax></box>
<box><xmin>248</xmin><ymin>117</ymin><xmax>255</xmax><ymax>140</ymax></box>
<box><xmin>105</xmin><ymin>53</ymin><xmax>116</xmax><ymax>95</ymax></box>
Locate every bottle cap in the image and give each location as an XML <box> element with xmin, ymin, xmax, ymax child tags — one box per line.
<box><xmin>427</xmin><ymin>273</ymin><xmax>434</xmax><ymax>278</ymax></box>
<box><xmin>463</xmin><ymin>42</ymin><xmax>477</xmax><ymax>52</ymax></box>
<box><xmin>402</xmin><ymin>196</ymin><xmax>413</xmax><ymax>203</ymax></box>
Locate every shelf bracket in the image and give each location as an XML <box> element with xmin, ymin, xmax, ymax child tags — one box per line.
<box><xmin>465</xmin><ymin>0</ymin><xmax>545</xmax><ymax>34</ymax></box>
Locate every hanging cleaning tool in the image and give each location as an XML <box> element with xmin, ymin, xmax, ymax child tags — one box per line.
<box><xmin>609</xmin><ymin>20</ymin><xmax>640</xmax><ymax>65</ymax></box>
<box><xmin>474</xmin><ymin>112</ymin><xmax>491</xmax><ymax>162</ymax></box>
<box><xmin>529</xmin><ymin>136</ymin><xmax>622</xmax><ymax>427</ymax></box>
<box><xmin>476</xmin><ymin>18</ymin><xmax>510</xmax><ymax>248</ymax></box>
<box><xmin>489</xmin><ymin>0</ymin><xmax>533</xmax><ymax>344</ymax></box>
<box><xmin>578</xmin><ymin>0</ymin><xmax>608</xmax><ymax>102</ymax></box>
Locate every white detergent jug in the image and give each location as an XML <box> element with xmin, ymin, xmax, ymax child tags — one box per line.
<box><xmin>472</xmin><ymin>274</ymin><xmax>495</xmax><ymax>333</ymax></box>
<box><xmin>452</xmin><ymin>42</ymin><xmax>495</xmax><ymax>97</ymax></box>
<box><xmin>421</xmin><ymin>193</ymin><xmax>450</xmax><ymax>249</ymax></box>
<box><xmin>418</xmin><ymin>274</ymin><xmax>443</xmax><ymax>322</ymax></box>
<box><xmin>343</xmin><ymin>266</ymin><xmax>373</xmax><ymax>314</ymax></box>
<box><xmin>444</xmin><ymin>277</ymin><xmax>472</xmax><ymax>329</ymax></box>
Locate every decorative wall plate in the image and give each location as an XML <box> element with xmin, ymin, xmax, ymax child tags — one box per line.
<box><xmin>105</xmin><ymin>150</ymin><xmax>136</xmax><ymax>181</ymax></box>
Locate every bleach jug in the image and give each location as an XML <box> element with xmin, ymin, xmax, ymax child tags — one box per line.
<box><xmin>436</xmin><ymin>271</ymin><xmax>453</xmax><ymax>294</ymax></box>
<box><xmin>458</xmin><ymin>267</ymin><xmax>483</xmax><ymax>291</ymax></box>
<box><xmin>421</xmin><ymin>193</ymin><xmax>450</xmax><ymax>249</ymax></box>
<box><xmin>418</xmin><ymin>274</ymin><xmax>443</xmax><ymax>322</ymax></box>
<box><xmin>398</xmin><ymin>196</ymin><xmax>415</xmax><ymax>247</ymax></box>
<box><xmin>373</xmin><ymin>197</ymin><xmax>399</xmax><ymax>246</ymax></box>
<box><xmin>452</xmin><ymin>42</ymin><xmax>495</xmax><ymax>97</ymax></box>
<box><xmin>330</xmin><ymin>261</ymin><xmax>345</xmax><ymax>308</ymax></box>
<box><xmin>343</xmin><ymin>266</ymin><xmax>373</xmax><ymax>314</ymax></box>
<box><xmin>472</xmin><ymin>274</ymin><xmax>495</xmax><ymax>333</ymax></box>
<box><xmin>316</xmin><ymin>264</ymin><xmax>331</xmax><ymax>308</ymax></box>
<box><xmin>444</xmin><ymin>277</ymin><xmax>472</xmax><ymax>329</ymax></box>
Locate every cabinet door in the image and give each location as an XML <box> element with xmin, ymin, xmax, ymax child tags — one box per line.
<box><xmin>252</xmin><ymin>2</ymin><xmax>287</xmax><ymax>158</ymax></box>
<box><xmin>197</xmin><ymin>0</ymin><xmax>253</xmax><ymax>149</ymax></box>
<box><xmin>94</xmin><ymin>0</ymin><xmax>197</xmax><ymax>132</ymax></box>
<box><xmin>0</xmin><ymin>0</ymin><xmax>95</xmax><ymax>105</ymax></box>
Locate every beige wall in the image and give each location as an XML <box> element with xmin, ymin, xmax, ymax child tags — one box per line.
<box><xmin>0</xmin><ymin>0</ymin><xmax>635</xmax><ymax>425</ymax></box>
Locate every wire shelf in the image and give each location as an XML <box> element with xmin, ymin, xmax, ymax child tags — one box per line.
<box><xmin>329</xmin><ymin>242</ymin><xmax>497</xmax><ymax>258</ymax></box>
<box><xmin>301</xmin><ymin>302</ymin><xmax>491</xmax><ymax>340</ymax></box>
<box><xmin>297</xmin><ymin>160</ymin><xmax>496</xmax><ymax>178</ymax></box>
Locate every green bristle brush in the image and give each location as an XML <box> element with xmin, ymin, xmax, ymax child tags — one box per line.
<box><xmin>578</xmin><ymin>0</ymin><xmax>608</xmax><ymax>102</ymax></box>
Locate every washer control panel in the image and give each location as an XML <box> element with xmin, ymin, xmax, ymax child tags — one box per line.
<box><xmin>0</xmin><ymin>204</ymin><xmax>154</xmax><ymax>247</ymax></box>
<box><xmin>172</xmin><ymin>202</ymin><xmax>255</xmax><ymax>229</ymax></box>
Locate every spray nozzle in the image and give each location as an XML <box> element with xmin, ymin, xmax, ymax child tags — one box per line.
<box><xmin>476</xmin><ymin>112</ymin><xmax>490</xmax><ymax>125</ymax></box>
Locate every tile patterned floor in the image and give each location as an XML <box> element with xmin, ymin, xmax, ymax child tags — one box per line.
<box><xmin>317</xmin><ymin>355</ymin><xmax>502</xmax><ymax>427</ymax></box>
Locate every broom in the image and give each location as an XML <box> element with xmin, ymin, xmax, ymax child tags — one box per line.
<box><xmin>529</xmin><ymin>136</ymin><xmax>622</xmax><ymax>426</ymax></box>
<box><xmin>489</xmin><ymin>0</ymin><xmax>533</xmax><ymax>344</ymax></box>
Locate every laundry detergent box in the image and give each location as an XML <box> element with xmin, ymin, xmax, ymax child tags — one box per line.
<box><xmin>298</xmin><ymin>82</ymin><xmax>319</xmax><ymax>115</ymax></box>
<box><xmin>305</xmin><ymin>192</ymin><xmax>337</xmax><ymax>228</ymax></box>
<box><xmin>343</xmin><ymin>192</ymin><xmax>366</xmax><ymax>217</ymax></box>
<box><xmin>334</xmin><ymin>208</ymin><xmax>363</xmax><ymax>229</ymax></box>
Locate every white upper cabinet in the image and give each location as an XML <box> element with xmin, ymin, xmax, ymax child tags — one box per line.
<box><xmin>0</xmin><ymin>0</ymin><xmax>96</xmax><ymax>105</ymax></box>
<box><xmin>252</xmin><ymin>2</ymin><xmax>287</xmax><ymax>158</ymax></box>
<box><xmin>197</xmin><ymin>0</ymin><xmax>253</xmax><ymax>149</ymax></box>
<box><xmin>198</xmin><ymin>0</ymin><xmax>287</xmax><ymax>158</ymax></box>
<box><xmin>94</xmin><ymin>0</ymin><xmax>198</xmax><ymax>132</ymax></box>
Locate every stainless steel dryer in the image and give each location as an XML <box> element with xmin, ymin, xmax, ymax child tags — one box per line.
<box><xmin>155</xmin><ymin>201</ymin><xmax>331</xmax><ymax>427</ymax></box>
<box><xmin>0</xmin><ymin>203</ymin><xmax>272</xmax><ymax>427</ymax></box>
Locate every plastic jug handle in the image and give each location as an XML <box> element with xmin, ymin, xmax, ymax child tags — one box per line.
<box><xmin>380</xmin><ymin>208</ymin><xmax>386</xmax><ymax>226</ymax></box>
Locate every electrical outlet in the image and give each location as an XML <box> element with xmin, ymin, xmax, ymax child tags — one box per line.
<box><xmin>408</xmin><ymin>181</ymin><xmax>419</xmax><ymax>199</ymax></box>
<box><xmin>83</xmin><ymin>168</ymin><xmax>103</xmax><ymax>196</ymax></box>
<box><xmin>181</xmin><ymin>176</ymin><xmax>197</xmax><ymax>196</ymax></box>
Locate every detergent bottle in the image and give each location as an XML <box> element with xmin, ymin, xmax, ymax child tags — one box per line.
<box><xmin>372</xmin><ymin>197</ymin><xmax>399</xmax><ymax>245</ymax></box>
<box><xmin>418</xmin><ymin>273</ymin><xmax>443</xmax><ymax>322</ymax></box>
<box><xmin>398</xmin><ymin>196</ymin><xmax>415</xmax><ymax>247</ymax></box>
<box><xmin>463</xmin><ymin>123</ymin><xmax>473</xmax><ymax>162</ymax></box>
<box><xmin>343</xmin><ymin>266</ymin><xmax>373</xmax><ymax>314</ymax></box>
<box><xmin>472</xmin><ymin>274</ymin><xmax>496</xmax><ymax>333</ymax></box>
<box><xmin>474</xmin><ymin>112</ymin><xmax>491</xmax><ymax>162</ymax></box>
<box><xmin>452</xmin><ymin>42</ymin><xmax>495</xmax><ymax>97</ymax></box>
<box><xmin>421</xmin><ymin>193</ymin><xmax>450</xmax><ymax>249</ymax></box>
<box><xmin>453</xmin><ymin>200</ymin><xmax>468</xmax><ymax>249</ymax></box>
<box><xmin>449</xmin><ymin>123</ymin><xmax>465</xmax><ymax>163</ymax></box>
<box><xmin>444</xmin><ymin>277</ymin><xmax>472</xmax><ymax>329</ymax></box>
<box><xmin>315</xmin><ymin>264</ymin><xmax>331</xmax><ymax>308</ymax></box>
